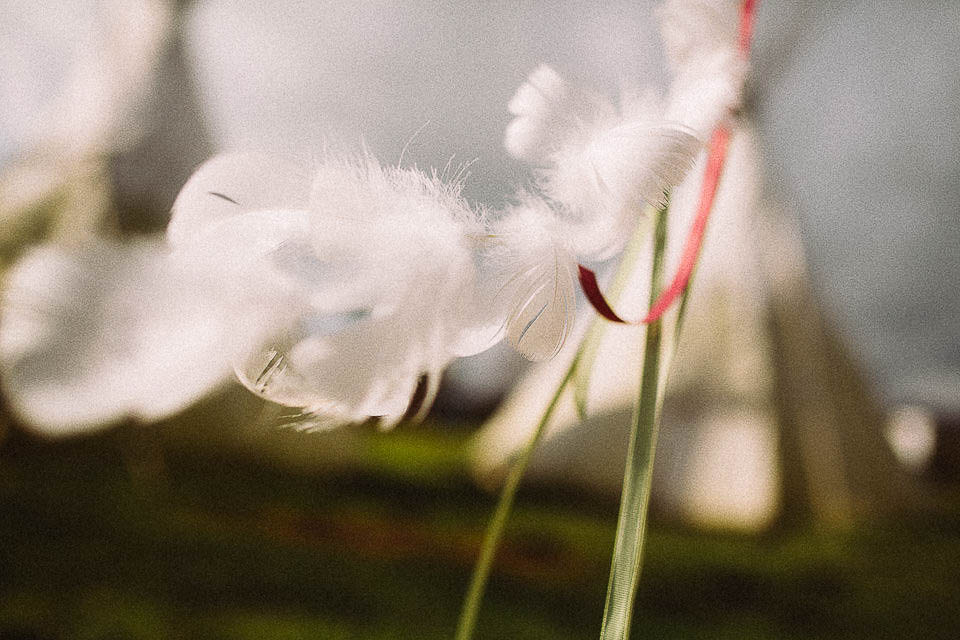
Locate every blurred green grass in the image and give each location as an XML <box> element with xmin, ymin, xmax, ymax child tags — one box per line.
<box><xmin>2</xmin><ymin>417</ymin><xmax>959</xmax><ymax>639</ymax></box>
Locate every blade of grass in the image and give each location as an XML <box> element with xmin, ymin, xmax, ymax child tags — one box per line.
<box><xmin>454</xmin><ymin>358</ymin><xmax>579</xmax><ymax>640</ymax></box>
<box><xmin>598</xmin><ymin>199</ymin><xmax>669</xmax><ymax>640</ymax></box>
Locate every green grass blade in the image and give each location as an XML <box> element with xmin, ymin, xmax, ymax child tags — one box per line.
<box><xmin>454</xmin><ymin>359</ymin><xmax>579</xmax><ymax>640</ymax></box>
<box><xmin>598</xmin><ymin>199</ymin><xmax>669</xmax><ymax>640</ymax></box>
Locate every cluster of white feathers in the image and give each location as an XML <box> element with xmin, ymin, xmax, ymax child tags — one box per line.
<box><xmin>0</xmin><ymin>0</ymin><xmax>747</xmax><ymax>436</ymax></box>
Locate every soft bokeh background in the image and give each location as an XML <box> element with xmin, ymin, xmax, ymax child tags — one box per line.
<box><xmin>1</xmin><ymin>1</ymin><xmax>959</xmax><ymax>638</ymax></box>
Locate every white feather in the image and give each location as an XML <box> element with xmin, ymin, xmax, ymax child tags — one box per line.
<box><xmin>504</xmin><ymin>64</ymin><xmax>616</xmax><ymax>163</ymax></box>
<box><xmin>504</xmin><ymin>66</ymin><xmax>702</xmax><ymax>261</ymax></box>
<box><xmin>547</xmin><ymin>122</ymin><xmax>701</xmax><ymax>259</ymax></box>
<box><xmin>658</xmin><ymin>0</ymin><xmax>747</xmax><ymax>139</ymax></box>
<box><xmin>225</xmin><ymin>156</ymin><xmax>494</xmax><ymax>427</ymax></box>
<box><xmin>486</xmin><ymin>202</ymin><xmax>577</xmax><ymax>361</ymax></box>
<box><xmin>663</xmin><ymin>52</ymin><xmax>747</xmax><ymax>140</ymax></box>
<box><xmin>505</xmin><ymin>252</ymin><xmax>576</xmax><ymax>361</ymax></box>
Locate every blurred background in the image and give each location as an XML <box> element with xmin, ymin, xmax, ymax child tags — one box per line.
<box><xmin>1</xmin><ymin>1</ymin><xmax>959</xmax><ymax>638</ymax></box>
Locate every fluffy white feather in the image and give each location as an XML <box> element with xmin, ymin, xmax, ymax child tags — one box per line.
<box><xmin>659</xmin><ymin>0</ymin><xmax>747</xmax><ymax>140</ymax></box>
<box><xmin>482</xmin><ymin>201</ymin><xmax>577</xmax><ymax>361</ymax></box>
<box><xmin>547</xmin><ymin>121</ymin><xmax>700</xmax><ymax>259</ymax></box>
<box><xmin>663</xmin><ymin>53</ymin><xmax>746</xmax><ymax>140</ymax></box>
<box><xmin>504</xmin><ymin>64</ymin><xmax>616</xmax><ymax>163</ymax></box>
<box><xmin>504</xmin><ymin>65</ymin><xmax>701</xmax><ymax>261</ymax></box>
<box><xmin>221</xmin><ymin>156</ymin><xmax>498</xmax><ymax>427</ymax></box>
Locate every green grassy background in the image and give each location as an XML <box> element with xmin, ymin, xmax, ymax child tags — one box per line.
<box><xmin>2</xmin><ymin>411</ymin><xmax>959</xmax><ymax>640</ymax></box>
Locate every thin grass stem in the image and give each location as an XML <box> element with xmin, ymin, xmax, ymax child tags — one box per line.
<box><xmin>598</xmin><ymin>199</ymin><xmax>669</xmax><ymax>640</ymax></box>
<box><xmin>454</xmin><ymin>357</ymin><xmax>579</xmax><ymax>640</ymax></box>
